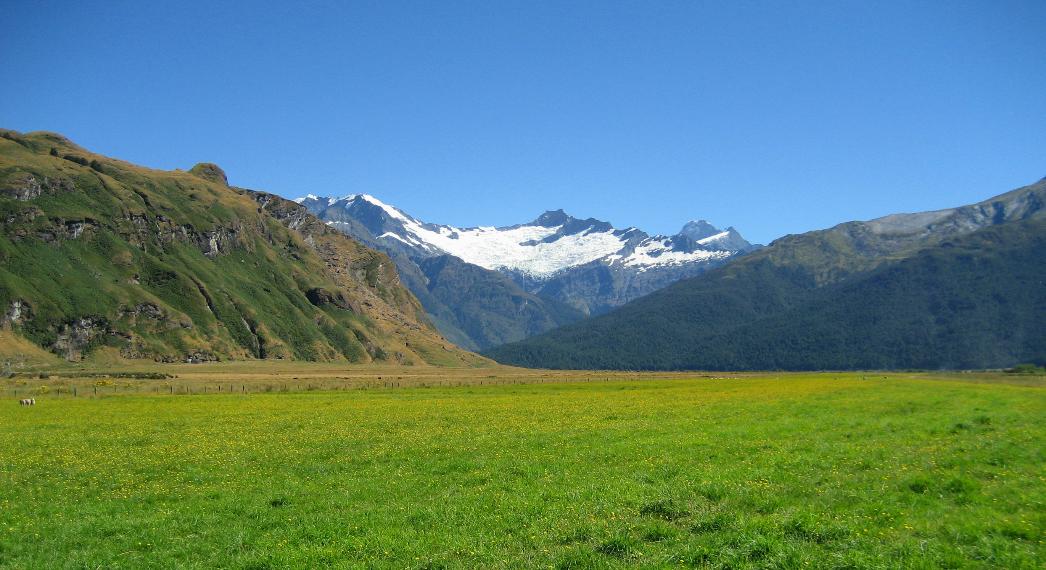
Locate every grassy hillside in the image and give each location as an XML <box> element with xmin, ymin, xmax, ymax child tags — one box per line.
<box><xmin>486</xmin><ymin>181</ymin><xmax>1046</xmax><ymax>370</ymax></box>
<box><xmin>1</xmin><ymin>373</ymin><xmax>1042</xmax><ymax>567</ymax></box>
<box><xmin>0</xmin><ymin>129</ymin><xmax>485</xmax><ymax>366</ymax></box>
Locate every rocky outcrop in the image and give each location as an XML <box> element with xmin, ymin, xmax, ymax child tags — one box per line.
<box><xmin>305</xmin><ymin>287</ymin><xmax>360</xmax><ymax>313</ymax></box>
<box><xmin>114</xmin><ymin>213</ymin><xmax>246</xmax><ymax>257</ymax></box>
<box><xmin>51</xmin><ymin>317</ymin><xmax>113</xmax><ymax>361</ymax></box>
<box><xmin>2</xmin><ymin>300</ymin><xmax>29</xmax><ymax>329</ymax></box>
<box><xmin>0</xmin><ymin>172</ymin><xmax>75</xmax><ymax>201</ymax></box>
<box><xmin>117</xmin><ymin>303</ymin><xmax>165</xmax><ymax>322</ymax></box>
<box><xmin>188</xmin><ymin>163</ymin><xmax>229</xmax><ymax>186</ymax></box>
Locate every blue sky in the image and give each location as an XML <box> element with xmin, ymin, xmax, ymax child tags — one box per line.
<box><xmin>2</xmin><ymin>1</ymin><xmax>1044</xmax><ymax>244</ymax></box>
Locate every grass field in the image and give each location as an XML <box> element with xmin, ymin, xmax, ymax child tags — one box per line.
<box><xmin>1</xmin><ymin>371</ymin><xmax>1043</xmax><ymax>568</ymax></box>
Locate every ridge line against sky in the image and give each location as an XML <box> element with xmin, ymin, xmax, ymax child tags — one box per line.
<box><xmin>2</xmin><ymin>1</ymin><xmax>1044</xmax><ymax>244</ymax></box>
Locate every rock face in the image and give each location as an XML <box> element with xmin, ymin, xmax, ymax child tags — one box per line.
<box><xmin>1</xmin><ymin>171</ymin><xmax>76</xmax><ymax>202</ymax></box>
<box><xmin>51</xmin><ymin>317</ymin><xmax>114</xmax><ymax>362</ymax></box>
<box><xmin>296</xmin><ymin>194</ymin><xmax>758</xmax><ymax>349</ymax></box>
<box><xmin>0</xmin><ymin>129</ymin><xmax>486</xmax><ymax>366</ymax></box>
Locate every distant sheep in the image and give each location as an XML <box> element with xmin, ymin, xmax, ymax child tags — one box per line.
<box><xmin>19</xmin><ymin>398</ymin><xmax>35</xmax><ymax>406</ymax></box>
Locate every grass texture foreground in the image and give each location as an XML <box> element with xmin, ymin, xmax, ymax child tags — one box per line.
<box><xmin>1</xmin><ymin>373</ymin><xmax>1043</xmax><ymax>568</ymax></box>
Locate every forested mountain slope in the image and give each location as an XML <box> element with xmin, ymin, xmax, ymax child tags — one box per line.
<box><xmin>486</xmin><ymin>179</ymin><xmax>1046</xmax><ymax>370</ymax></box>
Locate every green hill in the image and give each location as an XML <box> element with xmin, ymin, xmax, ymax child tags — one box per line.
<box><xmin>0</xmin><ymin>129</ymin><xmax>486</xmax><ymax>366</ymax></box>
<box><xmin>485</xmin><ymin>179</ymin><xmax>1046</xmax><ymax>370</ymax></box>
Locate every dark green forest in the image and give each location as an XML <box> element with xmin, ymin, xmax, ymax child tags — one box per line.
<box><xmin>486</xmin><ymin>216</ymin><xmax>1046</xmax><ymax>370</ymax></box>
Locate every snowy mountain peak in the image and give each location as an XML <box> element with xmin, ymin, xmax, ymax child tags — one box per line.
<box><xmin>295</xmin><ymin>193</ymin><xmax>755</xmax><ymax>279</ymax></box>
<box><xmin>678</xmin><ymin>219</ymin><xmax>721</xmax><ymax>241</ymax></box>
<box><xmin>344</xmin><ymin>194</ymin><xmax>413</xmax><ymax>221</ymax></box>
<box><xmin>295</xmin><ymin>193</ymin><xmax>342</xmax><ymax>207</ymax></box>
<box><xmin>533</xmin><ymin>209</ymin><xmax>572</xmax><ymax>227</ymax></box>
<box><xmin>293</xmin><ymin>193</ymin><xmax>321</xmax><ymax>204</ymax></box>
<box><xmin>693</xmin><ymin>227</ymin><xmax>752</xmax><ymax>251</ymax></box>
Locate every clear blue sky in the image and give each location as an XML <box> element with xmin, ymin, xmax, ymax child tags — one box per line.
<box><xmin>2</xmin><ymin>1</ymin><xmax>1044</xmax><ymax>243</ymax></box>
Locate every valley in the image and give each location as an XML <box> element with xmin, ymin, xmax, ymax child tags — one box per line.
<box><xmin>298</xmin><ymin>194</ymin><xmax>756</xmax><ymax>349</ymax></box>
<box><xmin>6</xmin><ymin>129</ymin><xmax>1041</xmax><ymax>373</ymax></box>
<box><xmin>4</xmin><ymin>3</ymin><xmax>1044</xmax><ymax>569</ymax></box>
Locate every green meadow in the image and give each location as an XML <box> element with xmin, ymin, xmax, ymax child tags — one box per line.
<box><xmin>1</xmin><ymin>373</ymin><xmax>1043</xmax><ymax>568</ymax></box>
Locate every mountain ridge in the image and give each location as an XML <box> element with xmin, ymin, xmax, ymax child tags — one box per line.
<box><xmin>485</xmin><ymin>178</ymin><xmax>1046</xmax><ymax>370</ymax></box>
<box><xmin>298</xmin><ymin>193</ymin><xmax>759</xmax><ymax>348</ymax></box>
<box><xmin>299</xmin><ymin>193</ymin><xmax>757</xmax><ymax>280</ymax></box>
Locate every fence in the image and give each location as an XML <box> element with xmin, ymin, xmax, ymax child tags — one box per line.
<box><xmin>3</xmin><ymin>372</ymin><xmax>710</xmax><ymax>400</ymax></box>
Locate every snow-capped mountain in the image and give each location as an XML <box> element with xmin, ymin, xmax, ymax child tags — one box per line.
<box><xmin>295</xmin><ymin>193</ymin><xmax>758</xmax><ymax>349</ymax></box>
<box><xmin>296</xmin><ymin>193</ymin><xmax>755</xmax><ymax>279</ymax></box>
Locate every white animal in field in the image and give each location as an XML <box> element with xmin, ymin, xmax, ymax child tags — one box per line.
<box><xmin>19</xmin><ymin>398</ymin><xmax>35</xmax><ymax>406</ymax></box>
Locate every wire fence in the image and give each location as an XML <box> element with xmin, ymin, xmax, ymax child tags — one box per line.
<box><xmin>3</xmin><ymin>372</ymin><xmax>707</xmax><ymax>400</ymax></box>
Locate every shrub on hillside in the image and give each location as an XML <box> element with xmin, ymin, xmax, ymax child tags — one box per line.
<box><xmin>1006</xmin><ymin>363</ymin><xmax>1046</xmax><ymax>375</ymax></box>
